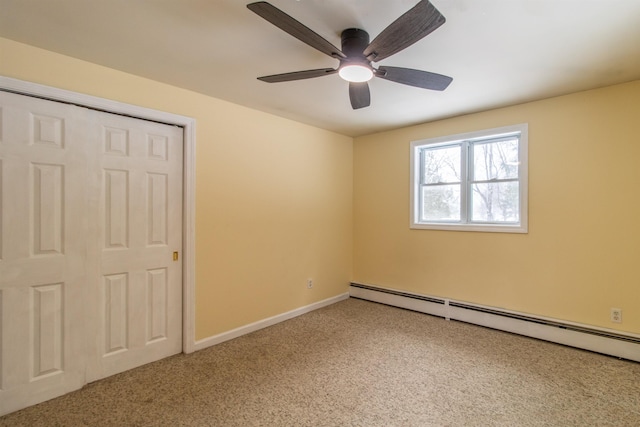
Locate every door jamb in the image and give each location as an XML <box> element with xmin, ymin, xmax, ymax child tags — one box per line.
<box><xmin>0</xmin><ymin>76</ymin><xmax>198</xmax><ymax>354</ymax></box>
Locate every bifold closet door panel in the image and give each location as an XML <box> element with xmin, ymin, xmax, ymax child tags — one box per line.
<box><xmin>0</xmin><ymin>90</ymin><xmax>184</xmax><ymax>415</ymax></box>
<box><xmin>0</xmin><ymin>91</ymin><xmax>90</xmax><ymax>415</ymax></box>
<box><xmin>86</xmin><ymin>110</ymin><xmax>183</xmax><ymax>382</ymax></box>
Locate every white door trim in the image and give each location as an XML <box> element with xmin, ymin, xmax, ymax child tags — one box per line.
<box><xmin>0</xmin><ymin>76</ymin><xmax>198</xmax><ymax>354</ymax></box>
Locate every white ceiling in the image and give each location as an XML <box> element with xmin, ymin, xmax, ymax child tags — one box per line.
<box><xmin>1</xmin><ymin>0</ymin><xmax>640</xmax><ymax>137</ymax></box>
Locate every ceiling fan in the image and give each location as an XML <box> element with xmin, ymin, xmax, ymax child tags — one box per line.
<box><xmin>247</xmin><ymin>1</ymin><xmax>453</xmax><ymax>110</ymax></box>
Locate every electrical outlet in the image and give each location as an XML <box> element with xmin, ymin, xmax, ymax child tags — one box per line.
<box><xmin>610</xmin><ymin>308</ymin><xmax>622</xmax><ymax>323</ymax></box>
<box><xmin>307</xmin><ymin>279</ymin><xmax>313</xmax><ymax>289</ymax></box>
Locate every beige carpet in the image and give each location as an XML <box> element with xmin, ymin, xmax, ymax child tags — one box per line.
<box><xmin>1</xmin><ymin>298</ymin><xmax>639</xmax><ymax>426</ymax></box>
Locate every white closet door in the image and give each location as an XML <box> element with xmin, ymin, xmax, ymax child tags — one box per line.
<box><xmin>85</xmin><ymin>111</ymin><xmax>183</xmax><ymax>382</ymax></box>
<box><xmin>0</xmin><ymin>91</ymin><xmax>89</xmax><ymax>415</ymax></box>
<box><xmin>0</xmin><ymin>91</ymin><xmax>184</xmax><ymax>415</ymax></box>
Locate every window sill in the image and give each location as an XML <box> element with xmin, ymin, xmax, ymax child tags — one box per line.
<box><xmin>410</xmin><ymin>222</ymin><xmax>528</xmax><ymax>234</ymax></box>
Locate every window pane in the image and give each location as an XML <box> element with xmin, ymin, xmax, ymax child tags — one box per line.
<box><xmin>471</xmin><ymin>181</ymin><xmax>519</xmax><ymax>222</ymax></box>
<box><xmin>422</xmin><ymin>145</ymin><xmax>461</xmax><ymax>184</ymax></box>
<box><xmin>472</xmin><ymin>138</ymin><xmax>519</xmax><ymax>181</ymax></box>
<box><xmin>421</xmin><ymin>184</ymin><xmax>460</xmax><ymax>221</ymax></box>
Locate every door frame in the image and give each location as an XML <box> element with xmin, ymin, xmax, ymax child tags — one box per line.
<box><xmin>0</xmin><ymin>76</ymin><xmax>198</xmax><ymax>354</ymax></box>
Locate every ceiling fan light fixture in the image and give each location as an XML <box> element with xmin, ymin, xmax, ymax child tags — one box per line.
<box><xmin>338</xmin><ymin>64</ymin><xmax>373</xmax><ymax>82</ymax></box>
<box><xmin>248</xmin><ymin>1</ymin><xmax>452</xmax><ymax>109</ymax></box>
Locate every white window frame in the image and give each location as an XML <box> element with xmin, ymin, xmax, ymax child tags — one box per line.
<box><xmin>410</xmin><ymin>123</ymin><xmax>528</xmax><ymax>233</ymax></box>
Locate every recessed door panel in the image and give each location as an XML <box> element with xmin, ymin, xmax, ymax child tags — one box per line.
<box><xmin>104</xmin><ymin>169</ymin><xmax>129</xmax><ymax>249</ymax></box>
<box><xmin>147</xmin><ymin>172</ymin><xmax>168</xmax><ymax>246</ymax></box>
<box><xmin>32</xmin><ymin>163</ymin><xmax>64</xmax><ymax>256</ymax></box>
<box><xmin>147</xmin><ymin>268</ymin><xmax>168</xmax><ymax>343</ymax></box>
<box><xmin>104</xmin><ymin>273</ymin><xmax>129</xmax><ymax>355</ymax></box>
<box><xmin>31</xmin><ymin>283</ymin><xmax>64</xmax><ymax>379</ymax></box>
<box><xmin>31</xmin><ymin>114</ymin><xmax>64</xmax><ymax>149</ymax></box>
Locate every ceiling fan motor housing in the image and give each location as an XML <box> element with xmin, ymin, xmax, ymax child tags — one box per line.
<box><xmin>340</xmin><ymin>28</ymin><xmax>371</xmax><ymax>68</ymax></box>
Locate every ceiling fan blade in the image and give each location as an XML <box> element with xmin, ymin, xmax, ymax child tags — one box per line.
<box><xmin>363</xmin><ymin>0</ymin><xmax>445</xmax><ymax>62</ymax></box>
<box><xmin>258</xmin><ymin>68</ymin><xmax>337</xmax><ymax>83</ymax></box>
<box><xmin>349</xmin><ymin>82</ymin><xmax>371</xmax><ymax>109</ymax></box>
<box><xmin>247</xmin><ymin>2</ymin><xmax>346</xmax><ymax>59</ymax></box>
<box><xmin>376</xmin><ymin>66</ymin><xmax>452</xmax><ymax>90</ymax></box>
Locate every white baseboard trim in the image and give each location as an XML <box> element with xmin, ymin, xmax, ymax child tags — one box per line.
<box><xmin>350</xmin><ymin>283</ymin><xmax>640</xmax><ymax>363</ymax></box>
<box><xmin>192</xmin><ymin>293</ymin><xmax>350</xmax><ymax>352</ymax></box>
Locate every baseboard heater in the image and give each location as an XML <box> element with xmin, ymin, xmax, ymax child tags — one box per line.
<box><xmin>349</xmin><ymin>282</ymin><xmax>640</xmax><ymax>363</ymax></box>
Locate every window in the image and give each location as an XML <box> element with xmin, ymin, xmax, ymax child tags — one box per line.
<box><xmin>410</xmin><ymin>124</ymin><xmax>528</xmax><ymax>233</ymax></box>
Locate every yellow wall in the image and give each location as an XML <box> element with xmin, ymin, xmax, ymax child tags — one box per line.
<box><xmin>3</xmin><ymin>36</ymin><xmax>639</xmax><ymax>339</ymax></box>
<box><xmin>0</xmin><ymin>38</ymin><xmax>353</xmax><ymax>340</ymax></box>
<box><xmin>353</xmin><ymin>80</ymin><xmax>640</xmax><ymax>333</ymax></box>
